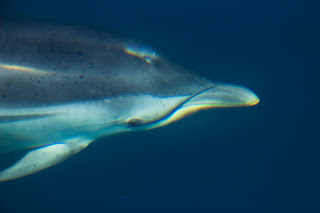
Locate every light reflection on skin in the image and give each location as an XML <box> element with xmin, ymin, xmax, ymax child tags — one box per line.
<box><xmin>124</xmin><ymin>44</ymin><xmax>157</xmax><ymax>64</ymax></box>
<box><xmin>0</xmin><ymin>63</ymin><xmax>47</xmax><ymax>74</ymax></box>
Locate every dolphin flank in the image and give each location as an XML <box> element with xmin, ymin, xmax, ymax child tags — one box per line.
<box><xmin>0</xmin><ymin>19</ymin><xmax>259</xmax><ymax>182</ymax></box>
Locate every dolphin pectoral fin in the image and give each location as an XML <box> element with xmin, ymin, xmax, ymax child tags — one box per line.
<box><xmin>0</xmin><ymin>137</ymin><xmax>94</xmax><ymax>182</ymax></box>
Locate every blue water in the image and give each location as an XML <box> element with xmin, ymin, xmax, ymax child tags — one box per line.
<box><xmin>0</xmin><ymin>0</ymin><xmax>319</xmax><ymax>212</ymax></box>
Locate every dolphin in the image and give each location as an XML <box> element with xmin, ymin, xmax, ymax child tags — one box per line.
<box><xmin>0</xmin><ymin>19</ymin><xmax>259</xmax><ymax>182</ymax></box>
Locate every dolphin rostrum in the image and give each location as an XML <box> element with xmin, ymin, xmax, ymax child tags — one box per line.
<box><xmin>0</xmin><ymin>19</ymin><xmax>259</xmax><ymax>181</ymax></box>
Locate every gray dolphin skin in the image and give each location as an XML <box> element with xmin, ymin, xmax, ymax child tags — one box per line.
<box><xmin>0</xmin><ymin>19</ymin><xmax>259</xmax><ymax>182</ymax></box>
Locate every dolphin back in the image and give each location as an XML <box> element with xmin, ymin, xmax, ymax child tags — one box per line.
<box><xmin>0</xmin><ymin>19</ymin><xmax>213</xmax><ymax>107</ymax></box>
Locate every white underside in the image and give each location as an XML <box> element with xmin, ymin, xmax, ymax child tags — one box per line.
<box><xmin>0</xmin><ymin>94</ymin><xmax>190</xmax><ymax>181</ymax></box>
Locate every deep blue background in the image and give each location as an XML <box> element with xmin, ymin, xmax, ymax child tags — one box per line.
<box><xmin>0</xmin><ymin>0</ymin><xmax>319</xmax><ymax>212</ymax></box>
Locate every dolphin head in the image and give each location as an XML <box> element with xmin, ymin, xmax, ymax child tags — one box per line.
<box><xmin>98</xmin><ymin>45</ymin><xmax>259</xmax><ymax>133</ymax></box>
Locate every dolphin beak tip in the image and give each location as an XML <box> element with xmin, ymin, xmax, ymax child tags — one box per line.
<box><xmin>245</xmin><ymin>91</ymin><xmax>260</xmax><ymax>106</ymax></box>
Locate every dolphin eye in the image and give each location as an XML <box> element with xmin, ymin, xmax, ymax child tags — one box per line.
<box><xmin>126</xmin><ymin>118</ymin><xmax>144</xmax><ymax>127</ymax></box>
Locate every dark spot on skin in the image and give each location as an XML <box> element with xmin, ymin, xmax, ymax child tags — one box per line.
<box><xmin>127</xmin><ymin>118</ymin><xmax>144</xmax><ymax>127</ymax></box>
<box><xmin>37</xmin><ymin>80</ymin><xmax>41</xmax><ymax>84</ymax></box>
<box><xmin>74</xmin><ymin>96</ymin><xmax>78</xmax><ymax>99</ymax></box>
<box><xmin>21</xmin><ymin>58</ymin><xmax>25</xmax><ymax>62</ymax></box>
<box><xmin>73</xmin><ymin>40</ymin><xmax>78</xmax><ymax>45</ymax></box>
<box><xmin>33</xmin><ymin>164</ymin><xmax>37</xmax><ymax>167</ymax></box>
<box><xmin>40</xmin><ymin>76</ymin><xmax>44</xmax><ymax>79</ymax></box>
<box><xmin>34</xmin><ymin>93</ymin><xmax>38</xmax><ymax>96</ymax></box>
<box><xmin>79</xmin><ymin>75</ymin><xmax>84</xmax><ymax>79</ymax></box>
<box><xmin>52</xmin><ymin>67</ymin><xmax>56</xmax><ymax>70</ymax></box>
<box><xmin>74</xmin><ymin>81</ymin><xmax>78</xmax><ymax>85</ymax></box>
<box><xmin>77</xmin><ymin>50</ymin><xmax>84</xmax><ymax>56</ymax></box>
<box><xmin>88</xmin><ymin>65</ymin><xmax>95</xmax><ymax>69</ymax></box>
<box><xmin>114</xmin><ymin>74</ymin><xmax>118</xmax><ymax>77</ymax></box>
<box><xmin>5</xmin><ymin>81</ymin><xmax>10</xmax><ymax>87</ymax></box>
<box><xmin>89</xmin><ymin>62</ymin><xmax>94</xmax><ymax>65</ymax></box>
<box><xmin>60</xmin><ymin>84</ymin><xmax>64</xmax><ymax>87</ymax></box>
<box><xmin>2</xmin><ymin>94</ymin><xmax>7</xmax><ymax>98</ymax></box>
